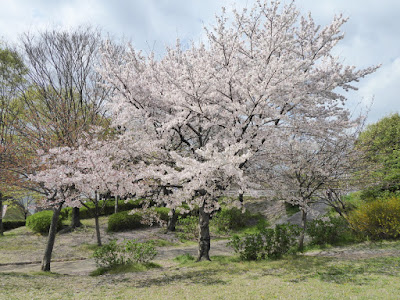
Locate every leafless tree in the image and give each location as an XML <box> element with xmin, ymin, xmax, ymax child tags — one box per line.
<box><xmin>18</xmin><ymin>26</ymin><xmax>111</xmax><ymax>271</ymax></box>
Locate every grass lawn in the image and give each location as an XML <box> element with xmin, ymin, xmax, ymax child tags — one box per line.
<box><xmin>2</xmin><ymin>209</ymin><xmax>400</xmax><ymax>299</ymax></box>
<box><xmin>1</xmin><ymin>249</ymin><xmax>400</xmax><ymax>299</ymax></box>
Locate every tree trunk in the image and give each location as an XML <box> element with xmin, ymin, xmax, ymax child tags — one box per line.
<box><xmin>298</xmin><ymin>210</ymin><xmax>307</xmax><ymax>252</ymax></box>
<box><xmin>238</xmin><ymin>193</ymin><xmax>244</xmax><ymax>203</ymax></box>
<box><xmin>70</xmin><ymin>207</ymin><xmax>82</xmax><ymax>229</ymax></box>
<box><xmin>167</xmin><ymin>208</ymin><xmax>177</xmax><ymax>232</ymax></box>
<box><xmin>0</xmin><ymin>194</ymin><xmax>4</xmax><ymax>236</ymax></box>
<box><xmin>94</xmin><ymin>192</ymin><xmax>102</xmax><ymax>246</ymax></box>
<box><xmin>41</xmin><ymin>202</ymin><xmax>63</xmax><ymax>271</ymax></box>
<box><xmin>197</xmin><ymin>205</ymin><xmax>211</xmax><ymax>261</ymax></box>
<box><xmin>114</xmin><ymin>195</ymin><xmax>118</xmax><ymax>214</ymax></box>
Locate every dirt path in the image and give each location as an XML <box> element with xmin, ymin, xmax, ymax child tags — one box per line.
<box><xmin>0</xmin><ymin>238</ymin><xmax>232</xmax><ymax>275</ymax></box>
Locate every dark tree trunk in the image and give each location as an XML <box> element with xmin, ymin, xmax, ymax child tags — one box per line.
<box><xmin>298</xmin><ymin>210</ymin><xmax>307</xmax><ymax>252</ymax></box>
<box><xmin>114</xmin><ymin>195</ymin><xmax>118</xmax><ymax>214</ymax></box>
<box><xmin>94</xmin><ymin>193</ymin><xmax>102</xmax><ymax>246</ymax></box>
<box><xmin>70</xmin><ymin>207</ymin><xmax>82</xmax><ymax>229</ymax></box>
<box><xmin>197</xmin><ymin>205</ymin><xmax>211</xmax><ymax>261</ymax></box>
<box><xmin>0</xmin><ymin>194</ymin><xmax>4</xmax><ymax>236</ymax></box>
<box><xmin>167</xmin><ymin>208</ymin><xmax>178</xmax><ymax>232</ymax></box>
<box><xmin>41</xmin><ymin>202</ymin><xmax>63</xmax><ymax>271</ymax></box>
<box><xmin>238</xmin><ymin>193</ymin><xmax>244</xmax><ymax>203</ymax></box>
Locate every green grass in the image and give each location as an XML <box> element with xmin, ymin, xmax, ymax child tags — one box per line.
<box><xmin>2</xmin><ymin>251</ymin><xmax>400</xmax><ymax>299</ymax></box>
<box><xmin>2</xmin><ymin>210</ymin><xmax>400</xmax><ymax>299</ymax></box>
<box><xmin>148</xmin><ymin>238</ymin><xmax>178</xmax><ymax>247</ymax></box>
<box><xmin>90</xmin><ymin>262</ymin><xmax>161</xmax><ymax>276</ymax></box>
<box><xmin>80</xmin><ymin>216</ymin><xmax>109</xmax><ymax>227</ymax></box>
<box><xmin>174</xmin><ymin>253</ymin><xmax>196</xmax><ymax>264</ymax></box>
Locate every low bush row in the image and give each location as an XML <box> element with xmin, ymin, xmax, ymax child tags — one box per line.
<box><xmin>61</xmin><ymin>199</ymin><xmax>143</xmax><ymax>220</ymax></box>
<box><xmin>175</xmin><ymin>207</ymin><xmax>262</xmax><ymax>241</ymax></box>
<box><xmin>107</xmin><ymin>207</ymin><xmax>170</xmax><ymax>232</ymax></box>
<box><xmin>212</xmin><ymin>207</ymin><xmax>260</xmax><ymax>232</ymax></box>
<box><xmin>1</xmin><ymin>220</ymin><xmax>26</xmax><ymax>231</ymax></box>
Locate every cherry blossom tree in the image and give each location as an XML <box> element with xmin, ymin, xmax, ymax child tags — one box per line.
<box><xmin>29</xmin><ymin>145</ymin><xmax>82</xmax><ymax>271</ymax></box>
<box><xmin>252</xmin><ymin>121</ymin><xmax>362</xmax><ymax>250</ymax></box>
<box><xmin>99</xmin><ymin>0</ymin><xmax>377</xmax><ymax>261</ymax></box>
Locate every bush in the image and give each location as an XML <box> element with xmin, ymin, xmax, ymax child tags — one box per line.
<box><xmin>26</xmin><ymin>210</ymin><xmax>62</xmax><ymax>234</ymax></box>
<box><xmin>211</xmin><ymin>207</ymin><xmax>258</xmax><ymax>233</ymax></box>
<box><xmin>93</xmin><ymin>240</ymin><xmax>122</xmax><ymax>268</ymax></box>
<box><xmin>349</xmin><ymin>195</ymin><xmax>400</xmax><ymax>240</ymax></box>
<box><xmin>284</xmin><ymin>202</ymin><xmax>300</xmax><ymax>217</ymax></box>
<box><xmin>306</xmin><ymin>216</ymin><xmax>354</xmax><ymax>245</ymax></box>
<box><xmin>2</xmin><ymin>220</ymin><xmax>26</xmax><ymax>231</ymax></box>
<box><xmin>107</xmin><ymin>208</ymin><xmax>170</xmax><ymax>232</ymax></box>
<box><xmin>153</xmin><ymin>207</ymin><xmax>170</xmax><ymax>222</ymax></box>
<box><xmin>228</xmin><ymin>224</ymin><xmax>300</xmax><ymax>260</ymax></box>
<box><xmin>93</xmin><ymin>239</ymin><xmax>157</xmax><ymax>268</ymax></box>
<box><xmin>123</xmin><ymin>239</ymin><xmax>157</xmax><ymax>264</ymax></box>
<box><xmin>176</xmin><ymin>215</ymin><xmax>198</xmax><ymax>241</ymax></box>
<box><xmin>107</xmin><ymin>211</ymin><xmax>145</xmax><ymax>232</ymax></box>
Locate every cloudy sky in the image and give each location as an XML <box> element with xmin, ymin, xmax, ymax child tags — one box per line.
<box><xmin>1</xmin><ymin>0</ymin><xmax>399</xmax><ymax>124</ymax></box>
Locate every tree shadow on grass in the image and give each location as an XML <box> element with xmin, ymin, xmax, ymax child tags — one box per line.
<box><xmin>133</xmin><ymin>254</ymin><xmax>400</xmax><ymax>288</ymax></box>
<box><xmin>268</xmin><ymin>255</ymin><xmax>400</xmax><ymax>285</ymax></box>
<box><xmin>134</xmin><ymin>269</ymin><xmax>228</xmax><ymax>288</ymax></box>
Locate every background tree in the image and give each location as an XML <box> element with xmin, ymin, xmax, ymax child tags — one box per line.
<box><xmin>0</xmin><ymin>45</ymin><xmax>27</xmax><ymax>235</ymax></box>
<box><xmin>255</xmin><ymin>125</ymin><xmax>361</xmax><ymax>250</ymax></box>
<box><xmin>355</xmin><ymin>113</ymin><xmax>400</xmax><ymax>199</ymax></box>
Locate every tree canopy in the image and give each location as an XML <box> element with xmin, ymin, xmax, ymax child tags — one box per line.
<box><xmin>356</xmin><ymin>113</ymin><xmax>400</xmax><ymax>196</ymax></box>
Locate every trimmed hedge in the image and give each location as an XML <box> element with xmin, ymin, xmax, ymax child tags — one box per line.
<box><xmin>62</xmin><ymin>199</ymin><xmax>143</xmax><ymax>220</ymax></box>
<box><xmin>211</xmin><ymin>207</ymin><xmax>262</xmax><ymax>232</ymax></box>
<box><xmin>108</xmin><ymin>207</ymin><xmax>171</xmax><ymax>232</ymax></box>
<box><xmin>108</xmin><ymin>211</ymin><xmax>146</xmax><ymax>232</ymax></box>
<box><xmin>26</xmin><ymin>210</ymin><xmax>62</xmax><ymax>234</ymax></box>
<box><xmin>2</xmin><ymin>220</ymin><xmax>26</xmax><ymax>231</ymax></box>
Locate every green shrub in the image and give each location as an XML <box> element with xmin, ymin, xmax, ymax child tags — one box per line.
<box><xmin>26</xmin><ymin>210</ymin><xmax>62</xmax><ymax>234</ymax></box>
<box><xmin>211</xmin><ymin>207</ymin><xmax>258</xmax><ymax>233</ymax></box>
<box><xmin>93</xmin><ymin>239</ymin><xmax>157</xmax><ymax>268</ymax></box>
<box><xmin>123</xmin><ymin>239</ymin><xmax>157</xmax><ymax>264</ymax></box>
<box><xmin>153</xmin><ymin>207</ymin><xmax>170</xmax><ymax>222</ymax></box>
<box><xmin>349</xmin><ymin>195</ymin><xmax>400</xmax><ymax>240</ymax></box>
<box><xmin>176</xmin><ymin>215</ymin><xmax>198</xmax><ymax>241</ymax></box>
<box><xmin>228</xmin><ymin>224</ymin><xmax>300</xmax><ymax>260</ymax></box>
<box><xmin>229</xmin><ymin>233</ymin><xmax>264</xmax><ymax>260</ymax></box>
<box><xmin>284</xmin><ymin>202</ymin><xmax>300</xmax><ymax>217</ymax></box>
<box><xmin>107</xmin><ymin>207</ymin><xmax>171</xmax><ymax>232</ymax></box>
<box><xmin>107</xmin><ymin>211</ymin><xmax>145</xmax><ymax>232</ymax></box>
<box><xmin>2</xmin><ymin>220</ymin><xmax>26</xmax><ymax>231</ymax></box>
<box><xmin>307</xmin><ymin>216</ymin><xmax>354</xmax><ymax>245</ymax></box>
<box><xmin>93</xmin><ymin>240</ymin><xmax>122</xmax><ymax>268</ymax></box>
